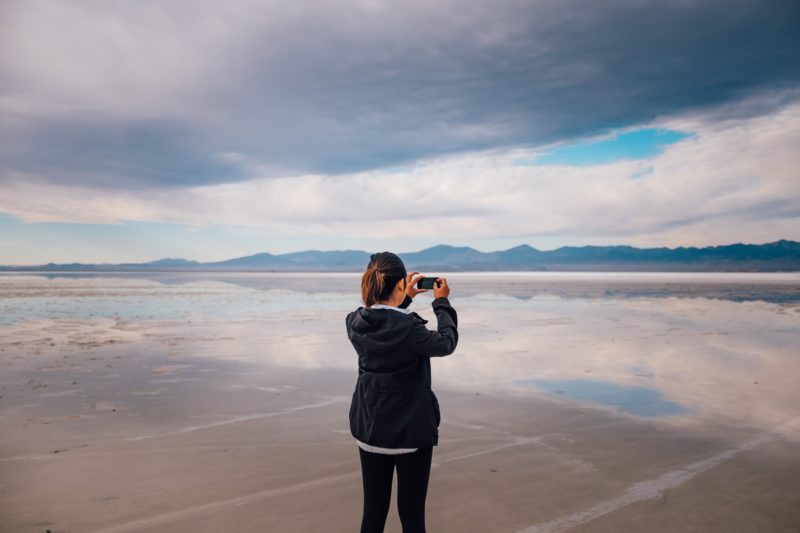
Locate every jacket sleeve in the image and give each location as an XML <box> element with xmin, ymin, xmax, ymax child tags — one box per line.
<box><xmin>406</xmin><ymin>297</ymin><xmax>458</xmax><ymax>357</ymax></box>
<box><xmin>398</xmin><ymin>294</ymin><xmax>413</xmax><ymax>309</ymax></box>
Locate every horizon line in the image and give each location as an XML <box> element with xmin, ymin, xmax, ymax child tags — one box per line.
<box><xmin>0</xmin><ymin>238</ymin><xmax>796</xmax><ymax>268</ymax></box>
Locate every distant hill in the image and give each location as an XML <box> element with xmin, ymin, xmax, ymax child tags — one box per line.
<box><xmin>2</xmin><ymin>240</ymin><xmax>799</xmax><ymax>272</ymax></box>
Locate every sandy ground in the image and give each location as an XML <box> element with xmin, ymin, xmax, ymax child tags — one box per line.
<box><xmin>1</xmin><ymin>274</ymin><xmax>800</xmax><ymax>532</ymax></box>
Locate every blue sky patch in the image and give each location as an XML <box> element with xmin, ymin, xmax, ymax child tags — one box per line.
<box><xmin>516</xmin><ymin>128</ymin><xmax>690</xmax><ymax>167</ymax></box>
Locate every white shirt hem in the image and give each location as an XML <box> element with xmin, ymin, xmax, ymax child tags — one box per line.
<box><xmin>356</xmin><ymin>439</ymin><xmax>418</xmax><ymax>454</ymax></box>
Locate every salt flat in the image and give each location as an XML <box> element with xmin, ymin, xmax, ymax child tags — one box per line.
<box><xmin>1</xmin><ymin>272</ymin><xmax>799</xmax><ymax>532</ymax></box>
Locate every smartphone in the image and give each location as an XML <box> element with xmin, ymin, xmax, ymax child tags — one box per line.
<box><xmin>416</xmin><ymin>277</ymin><xmax>441</xmax><ymax>290</ymax></box>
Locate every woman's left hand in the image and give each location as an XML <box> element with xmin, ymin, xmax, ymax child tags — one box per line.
<box><xmin>405</xmin><ymin>271</ymin><xmax>428</xmax><ymax>298</ymax></box>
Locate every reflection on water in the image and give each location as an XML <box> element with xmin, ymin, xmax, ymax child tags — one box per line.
<box><xmin>0</xmin><ymin>274</ymin><xmax>350</xmax><ymax>327</ymax></box>
<box><xmin>515</xmin><ymin>378</ymin><xmax>690</xmax><ymax>417</ymax></box>
<box><xmin>3</xmin><ymin>270</ymin><xmax>800</xmax><ymax>303</ymax></box>
<box><xmin>1</xmin><ymin>271</ymin><xmax>799</xmax><ymax>432</ymax></box>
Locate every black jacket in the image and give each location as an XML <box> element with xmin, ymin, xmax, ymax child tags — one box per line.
<box><xmin>346</xmin><ymin>294</ymin><xmax>458</xmax><ymax>448</ymax></box>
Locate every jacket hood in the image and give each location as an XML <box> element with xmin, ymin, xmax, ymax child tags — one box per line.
<box><xmin>346</xmin><ymin>307</ymin><xmax>426</xmax><ymax>353</ymax></box>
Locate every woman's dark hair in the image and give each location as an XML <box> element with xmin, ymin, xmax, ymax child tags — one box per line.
<box><xmin>361</xmin><ymin>251</ymin><xmax>407</xmax><ymax>307</ymax></box>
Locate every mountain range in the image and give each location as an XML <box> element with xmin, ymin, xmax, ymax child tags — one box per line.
<box><xmin>2</xmin><ymin>240</ymin><xmax>799</xmax><ymax>272</ymax></box>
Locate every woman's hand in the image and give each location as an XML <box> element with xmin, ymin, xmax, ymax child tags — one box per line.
<box><xmin>405</xmin><ymin>271</ymin><xmax>428</xmax><ymax>298</ymax></box>
<box><xmin>433</xmin><ymin>277</ymin><xmax>450</xmax><ymax>299</ymax></box>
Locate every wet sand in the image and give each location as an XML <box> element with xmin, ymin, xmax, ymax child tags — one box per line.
<box><xmin>1</xmin><ymin>273</ymin><xmax>799</xmax><ymax>532</ymax></box>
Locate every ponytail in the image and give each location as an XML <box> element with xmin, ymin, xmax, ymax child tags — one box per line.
<box><xmin>361</xmin><ymin>252</ymin><xmax>406</xmax><ymax>307</ymax></box>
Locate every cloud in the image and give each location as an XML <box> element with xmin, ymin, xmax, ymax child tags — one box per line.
<box><xmin>1</xmin><ymin>92</ymin><xmax>798</xmax><ymax>247</ymax></box>
<box><xmin>1</xmin><ymin>0</ymin><xmax>798</xmax><ymax>188</ymax></box>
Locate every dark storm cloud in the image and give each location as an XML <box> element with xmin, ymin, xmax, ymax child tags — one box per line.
<box><xmin>0</xmin><ymin>117</ymin><xmax>245</xmax><ymax>189</ymax></box>
<box><xmin>1</xmin><ymin>0</ymin><xmax>798</xmax><ymax>188</ymax></box>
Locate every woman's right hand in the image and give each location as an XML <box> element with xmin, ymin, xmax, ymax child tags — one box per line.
<box><xmin>434</xmin><ymin>277</ymin><xmax>450</xmax><ymax>299</ymax></box>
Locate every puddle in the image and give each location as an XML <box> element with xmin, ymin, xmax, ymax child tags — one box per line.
<box><xmin>516</xmin><ymin>378</ymin><xmax>690</xmax><ymax>417</ymax></box>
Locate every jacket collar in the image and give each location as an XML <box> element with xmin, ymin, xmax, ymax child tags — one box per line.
<box><xmin>369</xmin><ymin>303</ymin><xmax>412</xmax><ymax>314</ymax></box>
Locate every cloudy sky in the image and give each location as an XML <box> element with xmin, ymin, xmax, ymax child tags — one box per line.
<box><xmin>1</xmin><ymin>0</ymin><xmax>798</xmax><ymax>265</ymax></box>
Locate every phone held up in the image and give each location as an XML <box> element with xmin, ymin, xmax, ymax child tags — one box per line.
<box><xmin>416</xmin><ymin>277</ymin><xmax>442</xmax><ymax>290</ymax></box>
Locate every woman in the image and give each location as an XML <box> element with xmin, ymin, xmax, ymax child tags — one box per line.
<box><xmin>346</xmin><ymin>251</ymin><xmax>459</xmax><ymax>533</ymax></box>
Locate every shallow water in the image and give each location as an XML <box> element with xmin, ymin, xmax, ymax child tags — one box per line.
<box><xmin>514</xmin><ymin>379</ymin><xmax>689</xmax><ymax>417</ymax></box>
<box><xmin>2</xmin><ymin>271</ymin><xmax>799</xmax><ymax>428</ymax></box>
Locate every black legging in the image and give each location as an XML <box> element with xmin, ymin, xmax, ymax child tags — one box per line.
<box><xmin>358</xmin><ymin>446</ymin><xmax>433</xmax><ymax>533</ymax></box>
